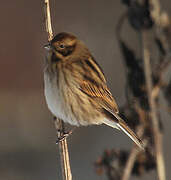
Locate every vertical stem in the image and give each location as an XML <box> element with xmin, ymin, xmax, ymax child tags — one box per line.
<box><xmin>44</xmin><ymin>0</ymin><xmax>53</xmax><ymax>41</ymax></box>
<box><xmin>142</xmin><ymin>31</ymin><xmax>166</xmax><ymax>180</ymax></box>
<box><xmin>43</xmin><ymin>1</ymin><xmax>72</xmax><ymax>180</ymax></box>
<box><xmin>54</xmin><ymin>119</ymin><xmax>72</xmax><ymax>180</ymax></box>
<box><xmin>121</xmin><ymin>147</ymin><xmax>139</xmax><ymax>180</ymax></box>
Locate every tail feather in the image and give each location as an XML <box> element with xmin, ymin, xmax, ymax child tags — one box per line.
<box><xmin>103</xmin><ymin>114</ymin><xmax>144</xmax><ymax>150</ymax></box>
<box><xmin>117</xmin><ymin>120</ymin><xmax>144</xmax><ymax>150</ymax></box>
<box><xmin>103</xmin><ymin>118</ymin><xmax>120</xmax><ymax>130</ymax></box>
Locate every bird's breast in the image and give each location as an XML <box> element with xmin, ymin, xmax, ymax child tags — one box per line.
<box><xmin>44</xmin><ymin>71</ymin><xmax>62</xmax><ymax>117</ymax></box>
<box><xmin>44</xmin><ymin>69</ymin><xmax>79</xmax><ymax>125</ymax></box>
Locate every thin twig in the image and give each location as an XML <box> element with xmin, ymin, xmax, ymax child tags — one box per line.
<box><xmin>44</xmin><ymin>0</ymin><xmax>53</xmax><ymax>41</ymax></box>
<box><xmin>142</xmin><ymin>31</ymin><xmax>166</xmax><ymax>180</ymax></box>
<box><xmin>54</xmin><ymin>119</ymin><xmax>72</xmax><ymax>180</ymax></box>
<box><xmin>149</xmin><ymin>0</ymin><xmax>161</xmax><ymax>26</ymax></box>
<box><xmin>156</xmin><ymin>53</ymin><xmax>171</xmax><ymax>77</ymax></box>
<box><xmin>43</xmin><ymin>1</ymin><xmax>72</xmax><ymax>180</ymax></box>
<box><xmin>150</xmin><ymin>0</ymin><xmax>171</xmax><ymax>54</ymax></box>
<box><xmin>152</xmin><ymin>54</ymin><xmax>171</xmax><ymax>98</ymax></box>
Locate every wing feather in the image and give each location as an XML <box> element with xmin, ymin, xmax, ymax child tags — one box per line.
<box><xmin>79</xmin><ymin>57</ymin><xmax>119</xmax><ymax>115</ymax></box>
<box><xmin>77</xmin><ymin>57</ymin><xmax>144</xmax><ymax>149</ymax></box>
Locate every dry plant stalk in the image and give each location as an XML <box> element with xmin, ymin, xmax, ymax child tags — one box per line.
<box><xmin>44</xmin><ymin>0</ymin><xmax>53</xmax><ymax>41</ymax></box>
<box><xmin>116</xmin><ymin>1</ymin><xmax>167</xmax><ymax>179</ymax></box>
<box><xmin>142</xmin><ymin>31</ymin><xmax>166</xmax><ymax>180</ymax></box>
<box><xmin>44</xmin><ymin>0</ymin><xmax>72</xmax><ymax>180</ymax></box>
<box><xmin>54</xmin><ymin>119</ymin><xmax>72</xmax><ymax>180</ymax></box>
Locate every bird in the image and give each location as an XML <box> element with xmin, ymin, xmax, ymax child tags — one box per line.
<box><xmin>43</xmin><ymin>32</ymin><xmax>144</xmax><ymax>149</ymax></box>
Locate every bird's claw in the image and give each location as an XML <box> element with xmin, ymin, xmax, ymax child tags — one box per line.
<box><xmin>56</xmin><ymin>130</ymin><xmax>73</xmax><ymax>144</ymax></box>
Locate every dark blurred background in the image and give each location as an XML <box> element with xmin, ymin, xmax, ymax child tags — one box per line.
<box><xmin>0</xmin><ymin>0</ymin><xmax>171</xmax><ymax>180</ymax></box>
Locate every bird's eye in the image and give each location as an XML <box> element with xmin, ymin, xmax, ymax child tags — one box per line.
<box><xmin>59</xmin><ymin>44</ymin><xmax>65</xmax><ymax>49</ymax></box>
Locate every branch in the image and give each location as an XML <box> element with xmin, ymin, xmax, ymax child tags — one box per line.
<box><xmin>54</xmin><ymin>119</ymin><xmax>72</xmax><ymax>180</ymax></box>
<box><xmin>44</xmin><ymin>0</ymin><xmax>53</xmax><ymax>41</ymax></box>
<box><xmin>150</xmin><ymin>0</ymin><xmax>171</xmax><ymax>54</ymax></box>
<box><xmin>142</xmin><ymin>31</ymin><xmax>166</xmax><ymax>180</ymax></box>
<box><xmin>43</xmin><ymin>1</ymin><xmax>72</xmax><ymax>180</ymax></box>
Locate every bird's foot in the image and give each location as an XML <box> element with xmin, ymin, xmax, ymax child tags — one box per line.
<box><xmin>56</xmin><ymin>129</ymin><xmax>74</xmax><ymax>144</ymax></box>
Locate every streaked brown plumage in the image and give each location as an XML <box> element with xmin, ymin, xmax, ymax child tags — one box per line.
<box><xmin>44</xmin><ymin>32</ymin><xmax>144</xmax><ymax>149</ymax></box>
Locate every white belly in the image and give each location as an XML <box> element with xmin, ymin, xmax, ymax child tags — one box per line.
<box><xmin>44</xmin><ymin>72</ymin><xmax>79</xmax><ymax>126</ymax></box>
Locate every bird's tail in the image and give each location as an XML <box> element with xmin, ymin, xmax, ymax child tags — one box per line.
<box><xmin>103</xmin><ymin>113</ymin><xmax>144</xmax><ymax>150</ymax></box>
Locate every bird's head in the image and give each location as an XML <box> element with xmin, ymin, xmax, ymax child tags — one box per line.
<box><xmin>44</xmin><ymin>32</ymin><xmax>79</xmax><ymax>60</ymax></box>
<box><xmin>44</xmin><ymin>32</ymin><xmax>90</xmax><ymax>65</ymax></box>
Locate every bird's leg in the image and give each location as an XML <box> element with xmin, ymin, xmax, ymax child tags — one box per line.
<box><xmin>56</xmin><ymin>129</ymin><xmax>75</xmax><ymax>144</ymax></box>
<box><xmin>53</xmin><ymin>117</ymin><xmax>75</xmax><ymax>144</ymax></box>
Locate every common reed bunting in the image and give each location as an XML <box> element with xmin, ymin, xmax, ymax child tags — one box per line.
<box><xmin>44</xmin><ymin>32</ymin><xmax>144</xmax><ymax>149</ymax></box>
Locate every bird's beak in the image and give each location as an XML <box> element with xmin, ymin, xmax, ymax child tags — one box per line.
<box><xmin>44</xmin><ymin>43</ymin><xmax>52</xmax><ymax>50</ymax></box>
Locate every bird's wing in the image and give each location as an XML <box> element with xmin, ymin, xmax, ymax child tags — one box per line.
<box><xmin>78</xmin><ymin>58</ymin><xmax>144</xmax><ymax>149</ymax></box>
<box><xmin>80</xmin><ymin>77</ymin><xmax>119</xmax><ymax>115</ymax></box>
<box><xmin>76</xmin><ymin>56</ymin><xmax>119</xmax><ymax>115</ymax></box>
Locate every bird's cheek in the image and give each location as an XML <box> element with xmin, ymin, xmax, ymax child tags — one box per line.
<box><xmin>54</xmin><ymin>51</ymin><xmax>64</xmax><ymax>60</ymax></box>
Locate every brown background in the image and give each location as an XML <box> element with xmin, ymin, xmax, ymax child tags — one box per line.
<box><xmin>0</xmin><ymin>0</ymin><xmax>171</xmax><ymax>180</ymax></box>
